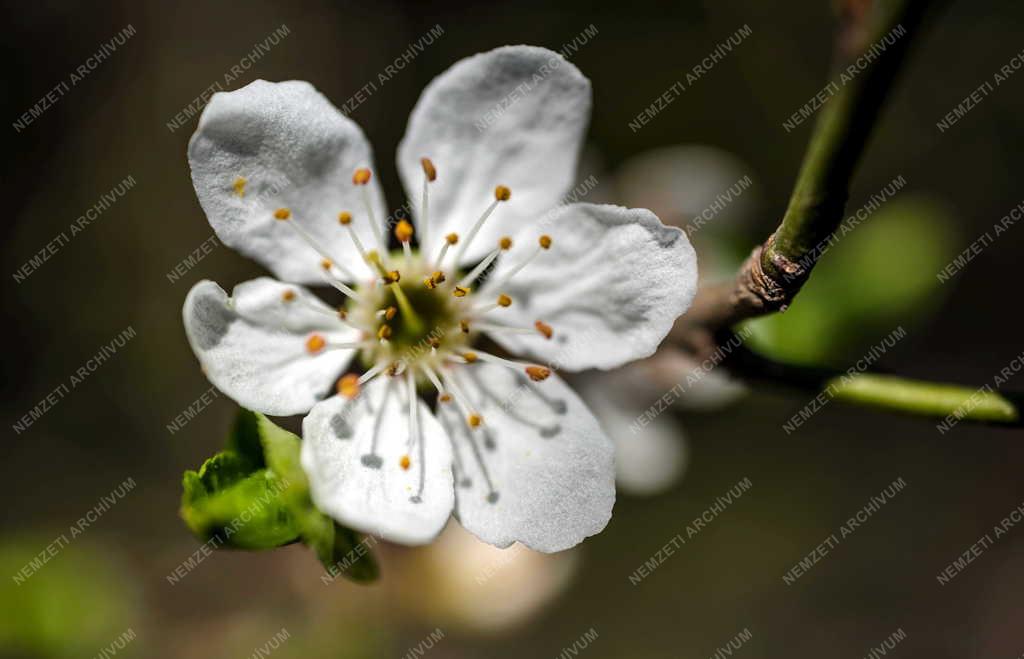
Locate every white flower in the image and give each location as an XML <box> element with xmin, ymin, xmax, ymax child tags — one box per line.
<box><xmin>182</xmin><ymin>46</ymin><xmax>698</xmax><ymax>552</ymax></box>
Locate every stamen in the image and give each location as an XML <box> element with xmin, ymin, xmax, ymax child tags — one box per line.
<box><xmin>535</xmin><ymin>320</ymin><xmax>554</xmax><ymax>339</ymax></box>
<box><xmin>233</xmin><ymin>177</ymin><xmax>247</xmax><ymax>197</ymax></box>
<box><xmin>306</xmin><ymin>334</ymin><xmax>326</xmax><ymax>354</ymax></box>
<box><xmin>458</xmin><ymin>235</ymin><xmax>511</xmax><ymax>288</ymax></box>
<box><xmin>489</xmin><ymin>234</ymin><xmax>552</xmax><ymax>291</ymax></box>
<box><xmin>274</xmin><ymin>207</ymin><xmax>358</xmax><ymax>280</ymax></box>
<box><xmin>464</xmin><ymin>350</ymin><xmax>552</xmax><ymax>381</ymax></box>
<box><xmin>471</xmin><ymin>293</ymin><xmax>512</xmax><ymax>314</ymax></box>
<box><xmin>338</xmin><ymin>211</ymin><xmax>374</xmax><ymax>268</ymax></box>
<box><xmin>440</xmin><ymin>369</ymin><xmax>484</xmax><ymax>430</ymax></box>
<box><xmin>358</xmin><ymin>360</ymin><xmax>391</xmax><ymax>385</ymax></box>
<box><xmin>353</xmin><ymin>168</ymin><xmax>386</xmax><ymax>254</ymax></box>
<box><xmin>317</xmin><ymin>263</ymin><xmax>361</xmax><ymax>301</ymax></box>
<box><xmin>444</xmin><ymin>372</ymin><xmax>500</xmax><ymax>502</ymax></box>
<box><xmin>420</xmin><ymin>363</ymin><xmax>447</xmax><ymax>399</ymax></box>
<box><xmin>281</xmin><ymin>289</ymin><xmax>296</xmax><ymax>302</ymax></box>
<box><xmin>435</xmin><ymin>233</ymin><xmax>458</xmax><ymax>269</ymax></box>
<box><xmin>400</xmin><ymin>454</ymin><xmax>411</xmax><ymax>470</ymax></box>
<box><xmin>460</xmin><ymin>320</ymin><xmax>471</xmax><ymax>334</ymax></box>
<box><xmin>377</xmin><ymin>325</ymin><xmax>392</xmax><ymax>341</ymax></box>
<box><xmin>452</xmin><ymin>286</ymin><xmax>470</xmax><ymax>298</ymax></box>
<box><xmin>420</xmin><ymin>157</ymin><xmax>436</xmax><ymax>250</ymax></box>
<box><xmin>452</xmin><ymin>186</ymin><xmax>511</xmax><ymax>265</ymax></box>
<box><xmin>337</xmin><ymin>373</ymin><xmax>361</xmax><ymax>399</ymax></box>
<box><xmin>395</xmin><ymin>219</ymin><xmax>414</xmax><ymax>260</ymax></box>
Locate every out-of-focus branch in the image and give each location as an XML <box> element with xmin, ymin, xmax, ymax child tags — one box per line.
<box><xmin>677</xmin><ymin>0</ymin><xmax>937</xmax><ymax>344</ymax></box>
<box><xmin>721</xmin><ymin>344</ymin><xmax>1023</xmax><ymax>428</ymax></box>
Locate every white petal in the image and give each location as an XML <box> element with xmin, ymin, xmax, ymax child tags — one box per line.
<box><xmin>397</xmin><ymin>46</ymin><xmax>591</xmax><ymax>265</ymax></box>
<box><xmin>482</xmin><ymin>203</ymin><xmax>698</xmax><ymax>371</ymax></box>
<box><xmin>575</xmin><ymin>375</ymin><xmax>688</xmax><ymax>497</ymax></box>
<box><xmin>182</xmin><ymin>277</ymin><xmax>358</xmax><ymax>416</ymax></box>
<box><xmin>440</xmin><ymin>363</ymin><xmax>615</xmax><ymax>553</ymax></box>
<box><xmin>189</xmin><ymin>80</ymin><xmax>385</xmax><ymax>284</ymax></box>
<box><xmin>301</xmin><ymin>378</ymin><xmax>454</xmax><ymax>545</ymax></box>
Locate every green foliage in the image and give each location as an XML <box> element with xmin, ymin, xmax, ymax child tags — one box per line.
<box><xmin>180</xmin><ymin>409</ymin><xmax>379</xmax><ymax>583</ymax></box>
<box><xmin>0</xmin><ymin>540</ymin><xmax>137</xmax><ymax>657</ymax></box>
<box><xmin>742</xmin><ymin>196</ymin><xmax>957</xmax><ymax>365</ymax></box>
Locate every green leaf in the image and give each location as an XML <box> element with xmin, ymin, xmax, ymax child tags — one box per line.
<box><xmin>179</xmin><ymin>408</ymin><xmax>379</xmax><ymax>583</ymax></box>
<box><xmin>741</xmin><ymin>195</ymin><xmax>957</xmax><ymax>365</ymax></box>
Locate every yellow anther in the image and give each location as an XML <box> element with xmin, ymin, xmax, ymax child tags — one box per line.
<box><xmin>338</xmin><ymin>211</ymin><xmax>352</xmax><ymax>225</ymax></box>
<box><xmin>384</xmin><ymin>306</ymin><xmax>397</xmax><ymax>321</ymax></box>
<box><xmin>274</xmin><ymin>208</ymin><xmax>291</xmax><ymax>220</ymax></box>
<box><xmin>525</xmin><ymin>366</ymin><xmax>551</xmax><ymax>382</ymax></box>
<box><xmin>497</xmin><ymin>294</ymin><xmax>512</xmax><ymax>307</ymax></box>
<box><xmin>462</xmin><ymin>351</ymin><xmax>478</xmax><ymax>363</ymax></box>
<box><xmin>428</xmin><ymin>337</ymin><xmax>441</xmax><ymax>349</ymax></box>
<box><xmin>281</xmin><ymin>289</ymin><xmax>296</xmax><ymax>302</ymax></box>
<box><xmin>337</xmin><ymin>308</ymin><xmax>348</xmax><ymax>320</ymax></box>
<box><xmin>337</xmin><ymin>373</ymin><xmax>360</xmax><ymax>399</ymax></box>
<box><xmin>499</xmin><ymin>236</ymin><xmax>513</xmax><ymax>250</ymax></box>
<box><xmin>353</xmin><ymin>168</ymin><xmax>372</xmax><ymax>185</ymax></box>
<box><xmin>439</xmin><ymin>393</ymin><xmax>453</xmax><ymax>403</ymax></box>
<box><xmin>539</xmin><ymin>235</ymin><xmax>552</xmax><ymax>249</ymax></box>
<box><xmin>535</xmin><ymin>320</ymin><xmax>553</xmax><ymax>339</ymax></box>
<box><xmin>383</xmin><ymin>270</ymin><xmax>401</xmax><ymax>284</ymax></box>
<box><xmin>423</xmin><ymin>276</ymin><xmax>437</xmax><ymax>289</ymax></box>
<box><xmin>421</xmin><ymin>157</ymin><xmax>437</xmax><ymax>182</ymax></box>
<box><xmin>233</xmin><ymin>177</ymin><xmax>247</xmax><ymax>197</ymax></box>
<box><xmin>446</xmin><ymin>233</ymin><xmax>459</xmax><ymax>245</ymax></box>
<box><xmin>400</xmin><ymin>454</ymin><xmax>411</xmax><ymax>470</ymax></box>
<box><xmin>431</xmin><ymin>271</ymin><xmax>446</xmax><ymax>285</ymax></box>
<box><xmin>460</xmin><ymin>320</ymin><xmax>470</xmax><ymax>333</ymax></box>
<box><xmin>395</xmin><ymin>219</ymin><xmax>414</xmax><ymax>242</ymax></box>
<box><xmin>494</xmin><ymin>185</ymin><xmax>511</xmax><ymax>201</ymax></box>
<box><xmin>377</xmin><ymin>325</ymin><xmax>392</xmax><ymax>340</ymax></box>
<box><xmin>468</xmin><ymin>414</ymin><xmax>483</xmax><ymax>428</ymax></box>
<box><xmin>305</xmin><ymin>334</ymin><xmax>326</xmax><ymax>354</ymax></box>
<box><xmin>386</xmin><ymin>362</ymin><xmax>401</xmax><ymax>376</ymax></box>
<box><xmin>452</xmin><ymin>286</ymin><xmax>470</xmax><ymax>297</ymax></box>
<box><xmin>320</xmin><ymin>258</ymin><xmax>333</xmax><ymax>271</ymax></box>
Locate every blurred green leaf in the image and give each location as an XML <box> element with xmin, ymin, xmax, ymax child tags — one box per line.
<box><xmin>741</xmin><ymin>196</ymin><xmax>957</xmax><ymax>365</ymax></box>
<box><xmin>179</xmin><ymin>409</ymin><xmax>379</xmax><ymax>582</ymax></box>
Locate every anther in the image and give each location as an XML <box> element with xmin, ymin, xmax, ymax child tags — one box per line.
<box><xmin>497</xmin><ymin>294</ymin><xmax>512</xmax><ymax>307</ymax></box>
<box><xmin>337</xmin><ymin>373</ymin><xmax>361</xmax><ymax>399</ymax></box>
<box><xmin>423</xmin><ymin>276</ymin><xmax>437</xmax><ymax>289</ymax></box>
<box><xmin>428</xmin><ymin>337</ymin><xmax>441</xmax><ymax>349</ymax></box>
<box><xmin>462</xmin><ymin>352</ymin><xmax>478</xmax><ymax>363</ymax></box>
<box><xmin>387</xmin><ymin>363</ymin><xmax>401</xmax><ymax>376</ymax></box>
<box><xmin>453</xmin><ymin>286</ymin><xmax>470</xmax><ymax>297</ymax></box>
<box><xmin>494</xmin><ymin>185</ymin><xmax>511</xmax><ymax>201</ymax></box>
<box><xmin>338</xmin><ymin>211</ymin><xmax>352</xmax><ymax>225</ymax></box>
<box><xmin>233</xmin><ymin>177</ymin><xmax>247</xmax><ymax>197</ymax></box>
<box><xmin>377</xmin><ymin>325</ymin><xmax>392</xmax><ymax>340</ymax></box>
<box><xmin>353</xmin><ymin>168</ymin><xmax>372</xmax><ymax>185</ymax></box>
<box><xmin>421</xmin><ymin>158</ymin><xmax>437</xmax><ymax>182</ymax></box>
<box><xmin>460</xmin><ymin>320</ymin><xmax>470</xmax><ymax>333</ymax></box>
<box><xmin>539</xmin><ymin>235</ymin><xmax>552</xmax><ymax>249</ymax></box>
<box><xmin>468</xmin><ymin>414</ymin><xmax>483</xmax><ymax>428</ymax></box>
<box><xmin>382</xmin><ymin>270</ymin><xmax>401</xmax><ymax>284</ymax></box>
<box><xmin>400</xmin><ymin>454</ymin><xmax>411</xmax><ymax>470</ymax></box>
<box><xmin>306</xmin><ymin>334</ymin><xmax>326</xmax><ymax>354</ymax></box>
<box><xmin>446</xmin><ymin>233</ymin><xmax>459</xmax><ymax>245</ymax></box>
<box><xmin>535</xmin><ymin>320</ymin><xmax>554</xmax><ymax>339</ymax></box>
<box><xmin>432</xmin><ymin>271</ymin><xmax>446</xmax><ymax>285</ymax></box>
<box><xmin>274</xmin><ymin>208</ymin><xmax>291</xmax><ymax>220</ymax></box>
<box><xmin>384</xmin><ymin>306</ymin><xmax>397</xmax><ymax>321</ymax></box>
<box><xmin>525</xmin><ymin>366</ymin><xmax>551</xmax><ymax>382</ymax></box>
<box><xmin>282</xmin><ymin>289</ymin><xmax>296</xmax><ymax>302</ymax></box>
<box><xmin>320</xmin><ymin>259</ymin><xmax>333</xmax><ymax>271</ymax></box>
<box><xmin>395</xmin><ymin>219</ymin><xmax>414</xmax><ymax>243</ymax></box>
<box><xmin>499</xmin><ymin>236</ymin><xmax>513</xmax><ymax>250</ymax></box>
<box><xmin>439</xmin><ymin>393</ymin><xmax>452</xmax><ymax>403</ymax></box>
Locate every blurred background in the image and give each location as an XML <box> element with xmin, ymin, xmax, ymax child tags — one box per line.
<box><xmin>3</xmin><ymin>0</ymin><xmax>1024</xmax><ymax>657</ymax></box>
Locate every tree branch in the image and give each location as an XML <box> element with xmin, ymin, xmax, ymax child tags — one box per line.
<box><xmin>722</xmin><ymin>345</ymin><xmax>1023</xmax><ymax>428</ymax></box>
<box><xmin>679</xmin><ymin>0</ymin><xmax>938</xmax><ymax>336</ymax></box>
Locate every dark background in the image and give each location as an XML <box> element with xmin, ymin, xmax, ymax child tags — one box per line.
<box><xmin>3</xmin><ymin>1</ymin><xmax>1023</xmax><ymax>657</ymax></box>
